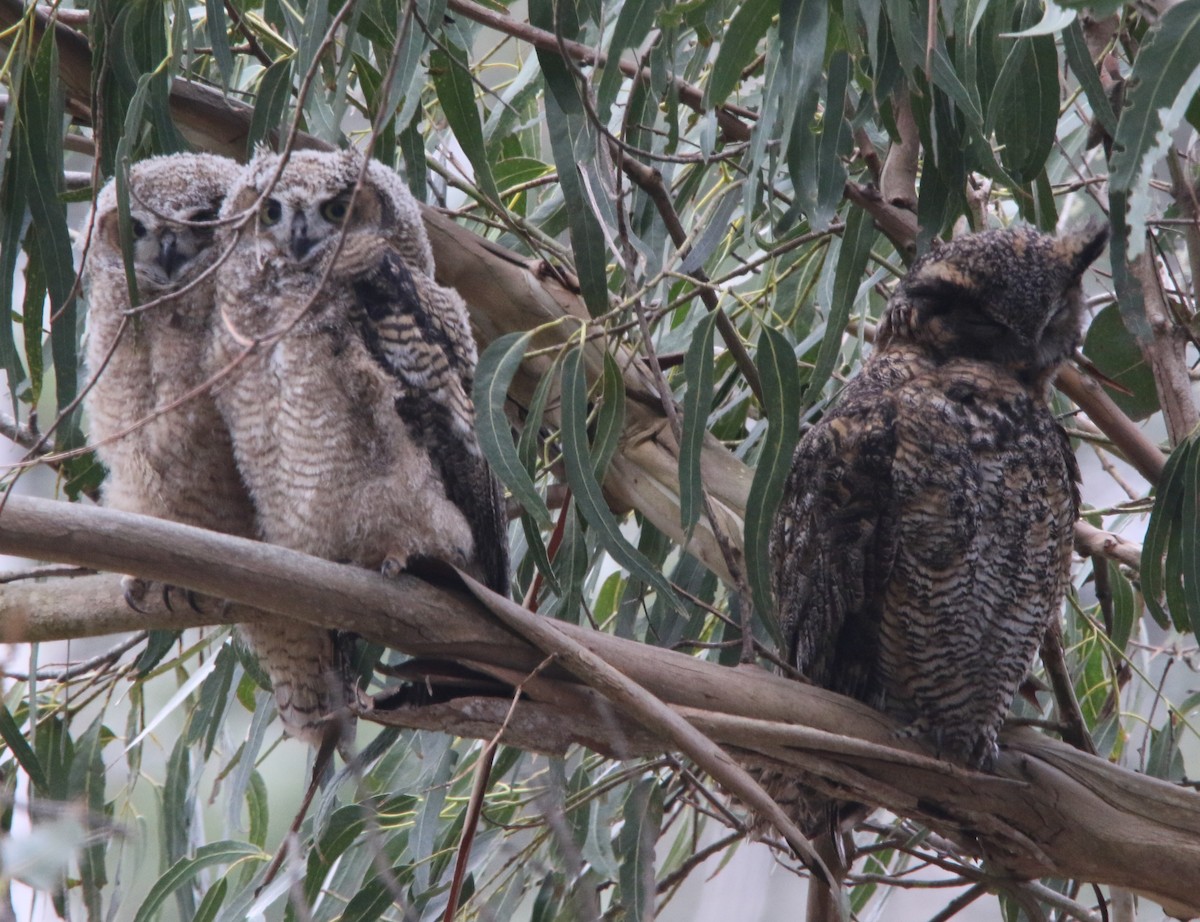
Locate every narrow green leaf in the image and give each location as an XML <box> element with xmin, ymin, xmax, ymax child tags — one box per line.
<box><xmin>19</xmin><ymin>225</ymin><xmax>47</xmax><ymax>408</ymax></box>
<box><xmin>19</xmin><ymin>31</ymin><xmax>77</xmax><ymax>421</ymax></box>
<box><xmin>192</xmin><ymin>877</ymin><xmax>227</xmax><ymax>922</ymax></box>
<box><xmin>304</xmin><ymin>804</ymin><xmax>368</xmax><ymax>904</ymax></box>
<box><xmin>113</xmin><ymin>72</ymin><xmax>158</xmax><ymax>308</ymax></box>
<box><xmin>680</xmin><ymin>312</ymin><xmax>719</xmax><ymax>531</ymax></box>
<box><xmin>549</xmin><ymin>506</ymin><xmax>589</xmax><ymax>621</ymax></box>
<box><xmin>247</xmin><ymin>57</ymin><xmax>294</xmax><ymax>155</ymax></box>
<box><xmin>1177</xmin><ymin>440</ymin><xmax>1200</xmax><ymax>634</ymax></box>
<box><xmin>704</xmin><ymin>0</ymin><xmax>778</xmax><ymax>108</ymax></box>
<box><xmin>162</xmin><ymin>735</ymin><xmax>194</xmax><ymax>919</ymax></box>
<box><xmin>134</xmin><ymin>630</ymin><xmax>179</xmax><ymax>675</ymax></box>
<box><xmin>341</xmin><ymin>876</ymin><xmax>395</xmax><ymax>922</ymax></box>
<box><xmin>189</xmin><ymin>641</ymin><xmax>237</xmax><ymax>756</ymax></box>
<box><xmin>596</xmin><ymin>0</ymin><xmax>662</xmax><ymax>119</ymax></box>
<box><xmin>591</xmin><ymin>352</ymin><xmax>626</xmax><ymax>482</ymax></box>
<box><xmin>615</xmin><ymin>778</ymin><xmax>664</xmax><ymax>922</ymax></box>
<box><xmin>561</xmin><ymin>345</ymin><xmax>684</xmax><ymax>614</ymax></box>
<box><xmin>1146</xmin><ymin>718</ymin><xmax>1186</xmax><ymax>781</ymax></box>
<box><xmin>1108</xmin><ymin>191</ymin><xmax>1151</xmax><ymax>342</ymax></box>
<box><xmin>34</xmin><ymin>712</ymin><xmax>71</xmax><ymax>800</ymax></box>
<box><xmin>412</xmin><ymin>745</ymin><xmax>454</xmax><ymax>893</ymax></box>
<box><xmin>516</xmin><ymin>355</ymin><xmax>560</xmax><ymax>595</ymax></box>
<box><xmin>430</xmin><ymin>42</ymin><xmax>501</xmax><ymax>205</ymax></box>
<box><xmin>133</xmin><ymin>841</ymin><xmax>263</xmax><ymax>922</ymax></box>
<box><xmin>246</xmin><ymin>770</ymin><xmax>269</xmax><ymax>851</ymax></box>
<box><xmin>745</xmin><ymin>328</ymin><xmax>802</xmax><ymax>636</ymax></box>
<box><xmin>474</xmin><ymin>332</ymin><xmax>551</xmax><ymax>526</ymax></box>
<box><xmin>398</xmin><ymin>108</ymin><xmax>428</xmax><ymax>201</ymax></box>
<box><xmin>0</xmin><ymin>101</ymin><xmax>29</xmax><ymax>406</ymax></box>
<box><xmin>205</xmin><ymin>0</ymin><xmax>234</xmax><ymax>88</ymax></box>
<box><xmin>1063</xmin><ymin>19</ymin><xmax>1117</xmax><ymax>136</ymax></box>
<box><xmin>989</xmin><ymin>4</ymin><xmax>1059</xmax><ymax>182</ymax></box>
<box><xmin>806</xmin><ymin>206</ymin><xmax>875</xmax><ymax>401</ymax></box>
<box><xmin>0</xmin><ymin>704</ymin><xmax>49</xmax><ymax>794</ymax></box>
<box><xmin>1110</xmin><ymin>0</ymin><xmax>1200</xmax><ymax>257</ymax></box>
<box><xmin>1107</xmin><ymin>562</ymin><xmax>1136</xmax><ymax>655</ymax></box>
<box><xmin>530</xmin><ymin>0</ymin><xmax>610</xmax><ymax>316</ymax></box>
<box><xmin>1141</xmin><ymin>434</ymin><xmax>1193</xmax><ymax>629</ymax></box>
<box><xmin>813</xmin><ymin>50</ymin><xmax>852</xmax><ymax>229</ymax></box>
<box><xmin>770</xmin><ymin>0</ymin><xmax>829</xmax><ymax>171</ymax></box>
<box><xmin>68</xmin><ymin>718</ymin><xmax>109</xmax><ymax>919</ymax></box>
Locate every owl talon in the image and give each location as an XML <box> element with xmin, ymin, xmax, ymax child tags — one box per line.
<box><xmin>122</xmin><ymin>576</ymin><xmax>151</xmax><ymax>614</ymax></box>
<box><xmin>380</xmin><ymin>555</ymin><xmax>404</xmax><ymax>579</ymax></box>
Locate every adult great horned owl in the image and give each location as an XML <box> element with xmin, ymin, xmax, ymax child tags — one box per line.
<box><xmin>768</xmin><ymin>224</ymin><xmax>1108</xmax><ymax>831</ymax></box>
<box><xmin>84</xmin><ymin>153</ymin><xmax>252</xmax><ymax>539</ymax></box>
<box><xmin>209</xmin><ymin>150</ymin><xmax>509</xmax><ymax>738</ymax></box>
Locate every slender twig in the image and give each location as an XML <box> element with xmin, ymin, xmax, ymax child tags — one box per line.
<box><xmin>222</xmin><ymin>0</ymin><xmax>273</xmax><ymax>67</ymax></box>
<box><xmin>926</xmin><ymin>883</ymin><xmax>988</xmax><ymax>922</ymax></box>
<box><xmin>1040</xmin><ymin>623</ymin><xmax>1098</xmax><ymax>756</ymax></box>
<box><xmin>443</xmin><ymin>0</ymin><xmax>755</xmax><ymax>142</ymax></box>
<box><xmin>1</xmin><ymin>631</ymin><xmax>146</xmax><ymax>682</ymax></box>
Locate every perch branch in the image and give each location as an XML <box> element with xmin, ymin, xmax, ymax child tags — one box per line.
<box><xmin>0</xmin><ymin>497</ymin><xmax>1197</xmax><ymax>918</ymax></box>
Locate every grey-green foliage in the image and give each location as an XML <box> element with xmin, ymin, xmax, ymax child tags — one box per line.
<box><xmin>0</xmin><ymin>0</ymin><xmax>1197</xmax><ymax>919</ymax></box>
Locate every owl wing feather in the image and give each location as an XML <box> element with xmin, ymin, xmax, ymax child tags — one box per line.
<box><xmin>346</xmin><ymin>242</ymin><xmax>510</xmax><ymax>596</ymax></box>
<box><xmin>769</xmin><ymin>389</ymin><xmax>901</xmax><ymax>706</ymax></box>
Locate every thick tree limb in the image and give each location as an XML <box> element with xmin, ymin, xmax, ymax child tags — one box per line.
<box><xmin>0</xmin><ymin>497</ymin><xmax>1197</xmax><ymax>918</ymax></box>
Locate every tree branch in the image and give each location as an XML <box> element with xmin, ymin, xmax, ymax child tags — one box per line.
<box><xmin>0</xmin><ymin>497</ymin><xmax>1197</xmax><ymax>918</ymax></box>
<box><xmin>443</xmin><ymin>0</ymin><xmax>755</xmax><ymax>143</ymax></box>
<box><xmin>1133</xmin><ymin>252</ymin><xmax>1199</xmax><ymax>446</ymax></box>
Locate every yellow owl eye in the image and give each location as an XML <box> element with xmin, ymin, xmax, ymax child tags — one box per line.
<box><xmin>320</xmin><ymin>198</ymin><xmax>349</xmax><ymax>224</ymax></box>
<box><xmin>259</xmin><ymin>198</ymin><xmax>283</xmax><ymax>226</ymax></box>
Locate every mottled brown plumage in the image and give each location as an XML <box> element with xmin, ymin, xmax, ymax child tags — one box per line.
<box><xmin>209</xmin><ymin>149</ymin><xmax>509</xmax><ymax>743</ymax></box>
<box><xmin>766</xmin><ymin>224</ymin><xmax>1108</xmax><ymax>833</ymax></box>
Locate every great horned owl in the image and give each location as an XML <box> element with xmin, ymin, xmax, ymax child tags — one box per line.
<box><xmin>767</xmin><ymin>224</ymin><xmax>1108</xmax><ymax>832</ymax></box>
<box><xmin>208</xmin><ymin>149</ymin><xmax>510</xmax><ymax>740</ymax></box>
<box><xmin>84</xmin><ymin>154</ymin><xmax>340</xmax><ymax>747</ymax></box>
<box><xmin>84</xmin><ymin>153</ymin><xmax>252</xmax><ymax>538</ymax></box>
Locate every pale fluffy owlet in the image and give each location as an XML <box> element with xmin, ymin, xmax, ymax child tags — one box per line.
<box><xmin>208</xmin><ymin>149</ymin><xmax>510</xmax><ymax>740</ymax></box>
<box><xmin>765</xmin><ymin>224</ymin><xmax>1108</xmax><ymax>834</ymax></box>
<box><xmin>84</xmin><ymin>153</ymin><xmax>251</xmax><ymax>538</ymax></box>
<box><xmin>84</xmin><ymin>153</ymin><xmax>351</xmax><ymax>749</ymax></box>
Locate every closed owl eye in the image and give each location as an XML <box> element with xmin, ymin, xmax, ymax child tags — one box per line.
<box><xmin>259</xmin><ymin>198</ymin><xmax>283</xmax><ymax>226</ymax></box>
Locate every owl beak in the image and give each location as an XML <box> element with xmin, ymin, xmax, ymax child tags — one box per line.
<box><xmin>290</xmin><ymin>213</ymin><xmax>314</xmax><ymax>260</ymax></box>
<box><xmin>157</xmin><ymin>231</ymin><xmax>183</xmax><ymax>277</ymax></box>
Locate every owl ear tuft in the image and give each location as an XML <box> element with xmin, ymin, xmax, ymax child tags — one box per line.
<box><xmin>1062</xmin><ymin>221</ymin><xmax>1109</xmax><ymax>279</ymax></box>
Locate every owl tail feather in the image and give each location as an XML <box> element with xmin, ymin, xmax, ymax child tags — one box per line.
<box><xmin>747</xmin><ymin>765</ymin><xmax>863</xmax><ymax>921</ymax></box>
<box><xmin>237</xmin><ymin>618</ymin><xmax>358</xmax><ymax>754</ymax></box>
